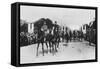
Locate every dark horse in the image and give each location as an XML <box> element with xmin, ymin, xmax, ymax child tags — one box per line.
<box><xmin>44</xmin><ymin>28</ymin><xmax>60</xmax><ymax>55</ymax></box>
<box><xmin>36</xmin><ymin>29</ymin><xmax>48</xmax><ymax>56</ymax></box>
<box><xmin>51</xmin><ymin>26</ymin><xmax>60</xmax><ymax>54</ymax></box>
<box><xmin>36</xmin><ymin>28</ymin><xmax>60</xmax><ymax>56</ymax></box>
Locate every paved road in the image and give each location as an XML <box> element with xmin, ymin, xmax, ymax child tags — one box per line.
<box><xmin>20</xmin><ymin>40</ymin><xmax>95</xmax><ymax>64</ymax></box>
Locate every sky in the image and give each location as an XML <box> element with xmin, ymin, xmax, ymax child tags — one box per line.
<box><xmin>20</xmin><ymin>5</ymin><xmax>95</xmax><ymax>30</ymax></box>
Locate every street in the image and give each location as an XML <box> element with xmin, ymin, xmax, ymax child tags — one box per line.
<box><xmin>20</xmin><ymin>40</ymin><xmax>95</xmax><ymax>64</ymax></box>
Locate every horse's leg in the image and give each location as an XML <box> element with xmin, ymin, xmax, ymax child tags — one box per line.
<box><xmin>49</xmin><ymin>41</ymin><xmax>52</xmax><ymax>53</ymax></box>
<box><xmin>52</xmin><ymin>41</ymin><xmax>58</xmax><ymax>56</ymax></box>
<box><xmin>56</xmin><ymin>38</ymin><xmax>58</xmax><ymax>48</ymax></box>
<box><xmin>57</xmin><ymin>41</ymin><xmax>60</xmax><ymax>48</ymax></box>
<box><xmin>50</xmin><ymin>41</ymin><xmax>54</xmax><ymax>53</ymax></box>
<box><xmin>52</xmin><ymin>42</ymin><xmax>54</xmax><ymax>52</ymax></box>
<box><xmin>52</xmin><ymin>42</ymin><xmax>55</xmax><ymax>56</ymax></box>
<box><xmin>55</xmin><ymin>42</ymin><xmax>58</xmax><ymax>52</ymax></box>
<box><xmin>56</xmin><ymin>41</ymin><xmax>58</xmax><ymax>48</ymax></box>
<box><xmin>53</xmin><ymin>39</ymin><xmax>57</xmax><ymax>53</ymax></box>
<box><xmin>80</xmin><ymin>36</ymin><xmax>82</xmax><ymax>41</ymax></box>
<box><xmin>36</xmin><ymin>43</ymin><xmax>40</xmax><ymax>56</ymax></box>
<box><xmin>45</xmin><ymin>42</ymin><xmax>48</xmax><ymax>53</ymax></box>
<box><xmin>89</xmin><ymin>36</ymin><xmax>91</xmax><ymax>46</ymax></box>
<box><xmin>57</xmin><ymin>38</ymin><xmax>60</xmax><ymax>48</ymax></box>
<box><xmin>42</xmin><ymin>42</ymin><xmax>44</xmax><ymax>56</ymax></box>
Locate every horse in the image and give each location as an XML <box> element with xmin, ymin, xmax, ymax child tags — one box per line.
<box><xmin>69</xmin><ymin>30</ymin><xmax>72</xmax><ymax>42</ymax></box>
<box><xmin>36</xmin><ymin>28</ymin><xmax>55</xmax><ymax>56</ymax></box>
<box><xmin>50</xmin><ymin>27</ymin><xmax>60</xmax><ymax>54</ymax></box>
<box><xmin>36</xmin><ymin>29</ymin><xmax>48</xmax><ymax>56</ymax></box>
<box><xmin>65</xmin><ymin>31</ymin><xmax>69</xmax><ymax>43</ymax></box>
<box><xmin>44</xmin><ymin>27</ymin><xmax>60</xmax><ymax>55</ymax></box>
<box><xmin>77</xmin><ymin>31</ymin><xmax>83</xmax><ymax>41</ymax></box>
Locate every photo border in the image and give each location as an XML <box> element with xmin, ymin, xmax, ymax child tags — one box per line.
<box><xmin>14</xmin><ymin>2</ymin><xmax>98</xmax><ymax>67</ymax></box>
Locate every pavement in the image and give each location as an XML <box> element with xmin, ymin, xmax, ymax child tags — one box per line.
<box><xmin>20</xmin><ymin>40</ymin><xmax>95</xmax><ymax>64</ymax></box>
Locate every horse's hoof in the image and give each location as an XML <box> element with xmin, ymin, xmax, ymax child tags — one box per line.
<box><xmin>36</xmin><ymin>55</ymin><xmax>38</xmax><ymax>56</ymax></box>
<box><xmin>46</xmin><ymin>51</ymin><xmax>48</xmax><ymax>54</ymax></box>
<box><xmin>52</xmin><ymin>53</ymin><xmax>55</xmax><ymax>56</ymax></box>
<box><xmin>55</xmin><ymin>50</ymin><xmax>58</xmax><ymax>52</ymax></box>
<box><xmin>43</xmin><ymin>54</ymin><xmax>44</xmax><ymax>56</ymax></box>
<box><xmin>50</xmin><ymin>50</ymin><xmax>51</xmax><ymax>53</ymax></box>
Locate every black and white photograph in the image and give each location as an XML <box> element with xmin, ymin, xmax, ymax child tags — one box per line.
<box><xmin>19</xmin><ymin>4</ymin><xmax>97</xmax><ymax>64</ymax></box>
